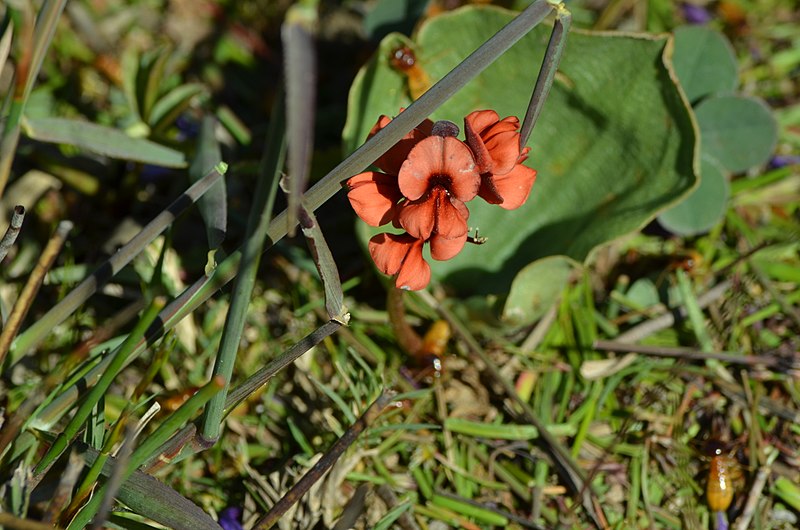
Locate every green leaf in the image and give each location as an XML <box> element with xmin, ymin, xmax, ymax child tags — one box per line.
<box><xmin>80</xmin><ymin>445</ymin><xmax>223</xmax><ymax>530</ymax></box>
<box><xmin>22</xmin><ymin>117</ymin><xmax>186</xmax><ymax>167</ymax></box>
<box><xmin>658</xmin><ymin>153</ymin><xmax>729</xmax><ymax>235</ymax></box>
<box><xmin>189</xmin><ymin>116</ymin><xmax>226</xmax><ymax>249</ymax></box>
<box><xmin>625</xmin><ymin>278</ymin><xmax>660</xmax><ymax>309</ymax></box>
<box><xmin>344</xmin><ymin>6</ymin><xmax>697</xmax><ymax>294</ymax></box>
<box><xmin>149</xmin><ymin>83</ymin><xmax>206</xmax><ymax>133</ymax></box>
<box><xmin>363</xmin><ymin>0</ymin><xmax>428</xmax><ymax>40</ymax></box>
<box><xmin>502</xmin><ymin>256</ymin><xmax>576</xmax><ymax>326</ymax></box>
<box><xmin>694</xmin><ymin>95</ymin><xmax>778</xmax><ymax>174</ymax></box>
<box><xmin>671</xmin><ymin>25</ymin><xmax>738</xmax><ymax>104</ymax></box>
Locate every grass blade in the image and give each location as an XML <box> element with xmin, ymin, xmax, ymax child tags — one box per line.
<box><xmin>199</xmin><ymin>94</ymin><xmax>286</xmax><ymax>442</ymax></box>
<box><xmin>0</xmin><ymin>0</ymin><xmax>67</xmax><ymax>199</ymax></box>
<box><xmin>519</xmin><ymin>2</ymin><xmax>571</xmax><ymax>148</ymax></box>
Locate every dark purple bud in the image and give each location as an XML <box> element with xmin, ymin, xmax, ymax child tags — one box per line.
<box><xmin>681</xmin><ymin>3</ymin><xmax>712</xmax><ymax>24</ymax></box>
<box><xmin>431</xmin><ymin>120</ymin><xmax>459</xmax><ymax>138</ymax></box>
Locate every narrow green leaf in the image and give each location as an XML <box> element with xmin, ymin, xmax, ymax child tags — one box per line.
<box><xmin>149</xmin><ymin>83</ymin><xmax>206</xmax><ymax>132</ymax></box>
<box><xmin>373</xmin><ymin>501</ymin><xmax>413</xmax><ymax>530</ymax></box>
<box><xmin>80</xmin><ymin>445</ymin><xmax>222</xmax><ymax>530</ymax></box>
<box><xmin>675</xmin><ymin>269</ymin><xmax>714</xmax><ymax>352</ymax></box>
<box><xmin>189</xmin><ymin>116</ymin><xmax>226</xmax><ymax>249</ymax></box>
<box><xmin>430</xmin><ymin>494</ymin><xmax>508</xmax><ymax>526</ymax></box>
<box><xmin>67</xmin><ymin>377</ymin><xmax>225</xmax><ymax>530</ymax></box>
<box><xmin>773</xmin><ymin>477</ymin><xmax>800</xmax><ymax>513</ymax></box>
<box><xmin>444</xmin><ymin>417</ymin><xmax>575</xmax><ymax>440</ymax></box>
<box><xmin>282</xmin><ymin>4</ymin><xmax>318</xmax><ymax>236</ymax></box>
<box><xmin>139</xmin><ymin>47</ymin><xmax>170</xmax><ymax>124</ymax></box>
<box><xmin>22</xmin><ymin>117</ymin><xmax>186</xmax><ymax>167</ymax></box>
<box><xmin>199</xmin><ymin>92</ymin><xmax>285</xmax><ymax>443</ymax></box>
<box><xmin>299</xmin><ymin>203</ymin><xmax>347</xmax><ymax>322</ymax></box>
<box><xmin>35</xmin><ymin>299</ymin><xmax>165</xmax><ymax>474</ymax></box>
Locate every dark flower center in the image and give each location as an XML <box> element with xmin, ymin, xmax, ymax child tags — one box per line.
<box><xmin>429</xmin><ymin>174</ymin><xmax>453</xmax><ymax>195</ymax></box>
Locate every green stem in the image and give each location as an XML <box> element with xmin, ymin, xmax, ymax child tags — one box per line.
<box><xmin>199</xmin><ymin>93</ymin><xmax>286</xmax><ymax>442</ymax></box>
<box><xmin>519</xmin><ymin>1</ymin><xmax>572</xmax><ymax>149</ymax></box>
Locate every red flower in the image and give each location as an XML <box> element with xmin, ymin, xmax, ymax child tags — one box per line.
<box><xmin>464</xmin><ymin>110</ymin><xmax>537</xmax><ymax>210</ymax></box>
<box><xmin>348</xmin><ymin>109</ymin><xmax>539</xmax><ymax>291</ymax></box>
<box><xmin>369</xmin><ymin>233</ymin><xmax>430</xmax><ymax>291</ymax></box>
<box><xmin>396</xmin><ymin>135</ymin><xmax>480</xmax><ymax>247</ymax></box>
<box><xmin>346</xmin><ymin>114</ymin><xmax>433</xmax><ymax>227</ymax></box>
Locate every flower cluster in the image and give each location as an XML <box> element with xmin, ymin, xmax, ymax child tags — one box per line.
<box><xmin>347</xmin><ymin>109</ymin><xmax>537</xmax><ymax>290</ymax></box>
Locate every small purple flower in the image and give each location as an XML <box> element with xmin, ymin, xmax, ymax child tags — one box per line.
<box><xmin>219</xmin><ymin>506</ymin><xmax>244</xmax><ymax>530</ymax></box>
<box><xmin>681</xmin><ymin>3</ymin><xmax>712</xmax><ymax>24</ymax></box>
<box><xmin>769</xmin><ymin>155</ymin><xmax>800</xmax><ymax>169</ymax></box>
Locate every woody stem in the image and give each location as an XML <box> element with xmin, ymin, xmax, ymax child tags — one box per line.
<box><xmin>387</xmin><ymin>287</ymin><xmax>423</xmax><ymax>356</ymax></box>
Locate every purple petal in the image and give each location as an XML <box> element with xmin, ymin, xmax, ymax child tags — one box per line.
<box><xmin>219</xmin><ymin>506</ymin><xmax>244</xmax><ymax>530</ymax></box>
<box><xmin>769</xmin><ymin>155</ymin><xmax>800</xmax><ymax>169</ymax></box>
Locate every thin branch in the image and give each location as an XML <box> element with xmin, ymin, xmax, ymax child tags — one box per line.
<box><xmin>0</xmin><ymin>205</ymin><xmax>25</xmax><ymax>263</ymax></box>
<box><xmin>0</xmin><ymin>220</ymin><xmax>72</xmax><ymax>367</ymax></box>
<box><xmin>592</xmin><ymin>340</ymin><xmax>791</xmax><ymax>368</ymax></box>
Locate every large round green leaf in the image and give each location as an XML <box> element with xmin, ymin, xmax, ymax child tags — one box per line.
<box><xmin>658</xmin><ymin>153</ymin><xmax>729</xmax><ymax>236</ymax></box>
<box><xmin>694</xmin><ymin>95</ymin><xmax>778</xmax><ymax>174</ymax></box>
<box><xmin>344</xmin><ymin>6</ymin><xmax>697</xmax><ymax>294</ymax></box>
<box><xmin>671</xmin><ymin>25</ymin><xmax>738</xmax><ymax>104</ymax></box>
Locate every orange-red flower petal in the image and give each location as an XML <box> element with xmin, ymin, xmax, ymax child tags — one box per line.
<box><xmin>480</xmin><ymin>163</ymin><xmax>538</xmax><ymax>210</ymax></box>
<box><xmin>368</xmin><ymin>114</ymin><xmax>434</xmax><ymax>176</ymax></box>
<box><xmin>347</xmin><ymin>171</ymin><xmax>403</xmax><ymax>226</ymax></box>
<box><xmin>465</xmin><ymin>110</ymin><xmax>522</xmax><ymax>176</ymax></box>
<box><xmin>429</xmin><ymin>231</ymin><xmax>466</xmax><ymax>261</ymax></box>
<box><xmin>398</xmin><ymin>136</ymin><xmax>479</xmax><ymax>202</ymax></box>
<box><xmin>369</xmin><ymin>232</ymin><xmax>430</xmax><ymax>290</ymax></box>
<box><xmin>398</xmin><ymin>189</ymin><xmax>469</xmax><ymax>241</ymax></box>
